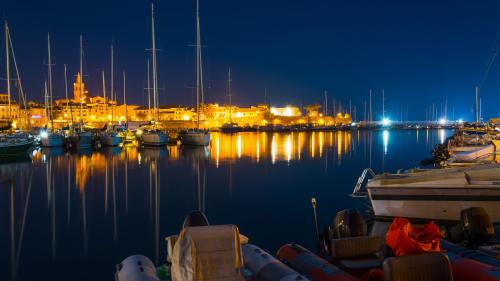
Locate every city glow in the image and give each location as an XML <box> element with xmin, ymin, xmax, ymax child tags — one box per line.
<box><xmin>40</xmin><ymin>130</ymin><xmax>49</xmax><ymax>139</ymax></box>
<box><xmin>439</xmin><ymin>118</ymin><xmax>447</xmax><ymax>125</ymax></box>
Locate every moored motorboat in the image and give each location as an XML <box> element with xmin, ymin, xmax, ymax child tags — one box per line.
<box><xmin>353</xmin><ymin>164</ymin><xmax>500</xmax><ymax>222</ymax></box>
<box><xmin>450</xmin><ymin>140</ymin><xmax>500</xmax><ymax>162</ymax></box>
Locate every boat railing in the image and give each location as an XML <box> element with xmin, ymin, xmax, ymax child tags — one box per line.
<box><xmin>351</xmin><ymin>168</ymin><xmax>375</xmax><ymax>198</ymax></box>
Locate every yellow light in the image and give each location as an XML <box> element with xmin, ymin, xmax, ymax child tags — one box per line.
<box><xmin>235</xmin><ymin>112</ymin><xmax>243</xmax><ymax>118</ymax></box>
<box><xmin>182</xmin><ymin>115</ymin><xmax>190</xmax><ymax>121</ymax></box>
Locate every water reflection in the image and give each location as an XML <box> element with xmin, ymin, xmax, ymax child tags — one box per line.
<box><xmin>1</xmin><ymin>130</ymin><xmax>455</xmax><ymax>281</ymax></box>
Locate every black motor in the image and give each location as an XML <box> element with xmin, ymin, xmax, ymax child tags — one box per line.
<box><xmin>333</xmin><ymin>209</ymin><xmax>367</xmax><ymax>238</ymax></box>
<box><xmin>182</xmin><ymin>211</ymin><xmax>209</xmax><ymax>228</ymax></box>
<box><xmin>451</xmin><ymin>207</ymin><xmax>494</xmax><ymax>246</ymax></box>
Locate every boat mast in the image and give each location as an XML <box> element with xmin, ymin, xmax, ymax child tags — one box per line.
<box><xmin>151</xmin><ymin>2</ymin><xmax>158</xmax><ymax>128</ymax></box>
<box><xmin>227</xmin><ymin>67</ymin><xmax>232</xmax><ymax>124</ymax></box>
<box><xmin>382</xmin><ymin>88</ymin><xmax>385</xmax><ymax>120</ymax></box>
<box><xmin>369</xmin><ymin>88</ymin><xmax>372</xmax><ymax>124</ymax></box>
<box><xmin>79</xmin><ymin>35</ymin><xmax>83</xmax><ymax>125</ymax></box>
<box><xmin>147</xmin><ymin>59</ymin><xmax>151</xmax><ymax>118</ymax></box>
<box><xmin>195</xmin><ymin>0</ymin><xmax>205</xmax><ymax>130</ymax></box>
<box><xmin>102</xmin><ymin>70</ymin><xmax>107</xmax><ymax>124</ymax></box>
<box><xmin>5</xmin><ymin>21</ymin><xmax>11</xmax><ymax>122</ymax></box>
<box><xmin>64</xmin><ymin>64</ymin><xmax>74</xmax><ymax>128</ymax></box>
<box><xmin>123</xmin><ymin>71</ymin><xmax>127</xmax><ymax>124</ymax></box>
<box><xmin>111</xmin><ymin>42</ymin><xmax>115</xmax><ymax>124</ymax></box>
<box><xmin>475</xmin><ymin>86</ymin><xmax>479</xmax><ymax>125</ymax></box>
<box><xmin>47</xmin><ymin>33</ymin><xmax>54</xmax><ymax>129</ymax></box>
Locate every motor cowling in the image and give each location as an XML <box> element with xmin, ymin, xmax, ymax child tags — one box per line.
<box><xmin>182</xmin><ymin>211</ymin><xmax>209</xmax><ymax>228</ymax></box>
<box><xmin>460</xmin><ymin>207</ymin><xmax>494</xmax><ymax>245</ymax></box>
<box><xmin>333</xmin><ymin>209</ymin><xmax>367</xmax><ymax>238</ymax></box>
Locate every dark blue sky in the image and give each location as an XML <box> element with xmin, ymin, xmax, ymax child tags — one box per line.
<box><xmin>1</xmin><ymin>0</ymin><xmax>500</xmax><ymax>120</ymax></box>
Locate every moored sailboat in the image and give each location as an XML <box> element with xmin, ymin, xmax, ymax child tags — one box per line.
<box><xmin>40</xmin><ymin>33</ymin><xmax>64</xmax><ymax>147</ymax></box>
<box><xmin>179</xmin><ymin>0</ymin><xmax>211</xmax><ymax>146</ymax></box>
<box><xmin>68</xmin><ymin>36</ymin><xmax>92</xmax><ymax>149</ymax></box>
<box><xmin>0</xmin><ymin>21</ymin><xmax>33</xmax><ymax>156</ymax></box>
<box><xmin>140</xmin><ymin>3</ymin><xmax>168</xmax><ymax>147</ymax></box>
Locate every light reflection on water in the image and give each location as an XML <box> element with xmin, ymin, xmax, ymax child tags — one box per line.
<box><xmin>0</xmin><ymin>130</ymin><xmax>452</xmax><ymax>281</ymax></box>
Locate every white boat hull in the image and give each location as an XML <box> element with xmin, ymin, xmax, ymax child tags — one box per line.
<box><xmin>142</xmin><ymin>132</ymin><xmax>168</xmax><ymax>146</ymax></box>
<box><xmin>40</xmin><ymin>133</ymin><xmax>64</xmax><ymax>147</ymax></box>
<box><xmin>451</xmin><ymin>144</ymin><xmax>494</xmax><ymax>162</ymax></box>
<box><xmin>179</xmin><ymin>131</ymin><xmax>210</xmax><ymax>146</ymax></box>
<box><xmin>368</xmin><ymin>185</ymin><xmax>500</xmax><ymax>222</ymax></box>
<box><xmin>100</xmin><ymin>133</ymin><xmax>122</xmax><ymax>146</ymax></box>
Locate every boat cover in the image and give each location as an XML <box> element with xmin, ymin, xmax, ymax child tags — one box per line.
<box><xmin>386</xmin><ymin>218</ymin><xmax>443</xmax><ymax>257</ymax></box>
<box><xmin>171</xmin><ymin>225</ymin><xmax>244</xmax><ymax>281</ymax></box>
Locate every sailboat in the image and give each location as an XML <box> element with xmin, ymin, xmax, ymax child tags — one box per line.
<box><xmin>68</xmin><ymin>36</ymin><xmax>92</xmax><ymax>149</ymax></box>
<box><xmin>40</xmin><ymin>33</ymin><xmax>64</xmax><ymax>147</ymax></box>
<box><xmin>0</xmin><ymin>21</ymin><xmax>33</xmax><ymax>156</ymax></box>
<box><xmin>99</xmin><ymin>45</ymin><xmax>122</xmax><ymax>147</ymax></box>
<box><xmin>141</xmin><ymin>3</ymin><xmax>168</xmax><ymax>147</ymax></box>
<box><xmin>221</xmin><ymin>67</ymin><xmax>244</xmax><ymax>133</ymax></box>
<box><xmin>179</xmin><ymin>0</ymin><xmax>211</xmax><ymax>146</ymax></box>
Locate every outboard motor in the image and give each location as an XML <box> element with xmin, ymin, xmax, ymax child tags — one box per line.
<box><xmin>116</xmin><ymin>255</ymin><xmax>160</xmax><ymax>281</ymax></box>
<box><xmin>450</xmin><ymin>207</ymin><xmax>494</xmax><ymax>246</ymax></box>
<box><xmin>182</xmin><ymin>211</ymin><xmax>209</xmax><ymax>228</ymax></box>
<box><xmin>333</xmin><ymin>209</ymin><xmax>367</xmax><ymax>238</ymax></box>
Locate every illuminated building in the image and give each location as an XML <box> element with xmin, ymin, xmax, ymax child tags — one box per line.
<box><xmin>0</xmin><ymin>93</ymin><xmax>20</xmax><ymax>121</ymax></box>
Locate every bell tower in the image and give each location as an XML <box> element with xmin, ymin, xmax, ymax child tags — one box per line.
<box><xmin>73</xmin><ymin>72</ymin><xmax>87</xmax><ymax>101</ymax></box>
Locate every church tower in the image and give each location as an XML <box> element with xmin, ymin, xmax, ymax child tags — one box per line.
<box><xmin>73</xmin><ymin>72</ymin><xmax>87</xmax><ymax>101</ymax></box>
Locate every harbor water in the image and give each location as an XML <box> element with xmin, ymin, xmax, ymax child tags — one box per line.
<box><xmin>0</xmin><ymin>129</ymin><xmax>452</xmax><ymax>281</ymax></box>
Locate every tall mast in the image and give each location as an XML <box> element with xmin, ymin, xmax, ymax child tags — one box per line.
<box><xmin>475</xmin><ymin>86</ymin><xmax>479</xmax><ymax>125</ymax></box>
<box><xmin>227</xmin><ymin>67</ymin><xmax>232</xmax><ymax>123</ymax></box>
<box><xmin>111</xmin><ymin>42</ymin><xmax>115</xmax><ymax>124</ymax></box>
<box><xmin>101</xmin><ymin>70</ymin><xmax>107</xmax><ymax>123</ymax></box>
<box><xmin>123</xmin><ymin>71</ymin><xmax>127</xmax><ymax>123</ymax></box>
<box><xmin>79</xmin><ymin>35</ymin><xmax>83</xmax><ymax>124</ymax></box>
<box><xmin>47</xmin><ymin>32</ymin><xmax>54</xmax><ymax>129</ymax></box>
<box><xmin>369</xmin><ymin>88</ymin><xmax>372</xmax><ymax>123</ymax></box>
<box><xmin>5</xmin><ymin>21</ymin><xmax>11</xmax><ymax>121</ymax></box>
<box><xmin>147</xmin><ymin>59</ymin><xmax>151</xmax><ymax>117</ymax></box>
<box><xmin>44</xmin><ymin>80</ymin><xmax>48</xmax><ymax>125</ymax></box>
<box><xmin>381</xmin><ymin>88</ymin><xmax>385</xmax><ymax>120</ymax></box>
<box><xmin>324</xmin><ymin>91</ymin><xmax>328</xmax><ymax>116</ymax></box>
<box><xmin>151</xmin><ymin>2</ymin><xmax>158</xmax><ymax>128</ymax></box>
<box><xmin>64</xmin><ymin>64</ymin><xmax>74</xmax><ymax>128</ymax></box>
<box><xmin>196</xmin><ymin>0</ymin><xmax>205</xmax><ymax>129</ymax></box>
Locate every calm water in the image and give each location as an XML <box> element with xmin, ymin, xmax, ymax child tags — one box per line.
<box><xmin>0</xmin><ymin>129</ymin><xmax>451</xmax><ymax>281</ymax></box>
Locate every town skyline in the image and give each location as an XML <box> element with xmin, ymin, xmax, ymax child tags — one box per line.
<box><xmin>1</xmin><ymin>0</ymin><xmax>500</xmax><ymax>120</ymax></box>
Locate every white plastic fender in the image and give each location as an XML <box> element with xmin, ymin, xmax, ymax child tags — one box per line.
<box><xmin>116</xmin><ymin>255</ymin><xmax>160</xmax><ymax>281</ymax></box>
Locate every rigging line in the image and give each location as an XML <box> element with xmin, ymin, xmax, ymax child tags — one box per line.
<box><xmin>479</xmin><ymin>28</ymin><xmax>500</xmax><ymax>86</ymax></box>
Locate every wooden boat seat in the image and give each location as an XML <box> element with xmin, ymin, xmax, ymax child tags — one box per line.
<box><xmin>330</xmin><ymin>236</ymin><xmax>386</xmax><ymax>274</ymax></box>
<box><xmin>383</xmin><ymin>253</ymin><xmax>453</xmax><ymax>281</ymax></box>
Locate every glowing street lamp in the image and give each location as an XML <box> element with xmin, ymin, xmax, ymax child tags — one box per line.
<box><xmin>382</xmin><ymin>118</ymin><xmax>391</xmax><ymax>126</ymax></box>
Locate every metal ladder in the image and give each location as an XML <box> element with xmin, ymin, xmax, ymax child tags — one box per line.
<box><xmin>351</xmin><ymin>168</ymin><xmax>375</xmax><ymax>198</ymax></box>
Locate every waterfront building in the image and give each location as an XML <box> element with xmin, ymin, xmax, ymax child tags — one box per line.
<box><xmin>0</xmin><ymin>93</ymin><xmax>20</xmax><ymax>123</ymax></box>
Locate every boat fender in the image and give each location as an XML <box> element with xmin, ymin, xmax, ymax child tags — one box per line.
<box><xmin>115</xmin><ymin>255</ymin><xmax>160</xmax><ymax>281</ymax></box>
<box><xmin>276</xmin><ymin>243</ymin><xmax>360</xmax><ymax>281</ymax></box>
<box><xmin>242</xmin><ymin>244</ymin><xmax>310</xmax><ymax>281</ymax></box>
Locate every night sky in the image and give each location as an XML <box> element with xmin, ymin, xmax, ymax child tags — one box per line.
<box><xmin>1</xmin><ymin>0</ymin><xmax>500</xmax><ymax>120</ymax></box>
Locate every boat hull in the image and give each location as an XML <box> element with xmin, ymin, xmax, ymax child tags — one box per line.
<box><xmin>70</xmin><ymin>132</ymin><xmax>93</xmax><ymax>149</ymax></box>
<box><xmin>100</xmin><ymin>133</ymin><xmax>122</xmax><ymax>146</ymax></box>
<box><xmin>0</xmin><ymin>140</ymin><xmax>34</xmax><ymax>157</ymax></box>
<box><xmin>179</xmin><ymin>131</ymin><xmax>210</xmax><ymax>146</ymax></box>
<box><xmin>368</xmin><ymin>186</ymin><xmax>500</xmax><ymax>222</ymax></box>
<box><xmin>142</xmin><ymin>132</ymin><xmax>168</xmax><ymax>146</ymax></box>
<box><xmin>40</xmin><ymin>134</ymin><xmax>64</xmax><ymax>147</ymax></box>
<box><xmin>452</xmin><ymin>144</ymin><xmax>494</xmax><ymax>162</ymax></box>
